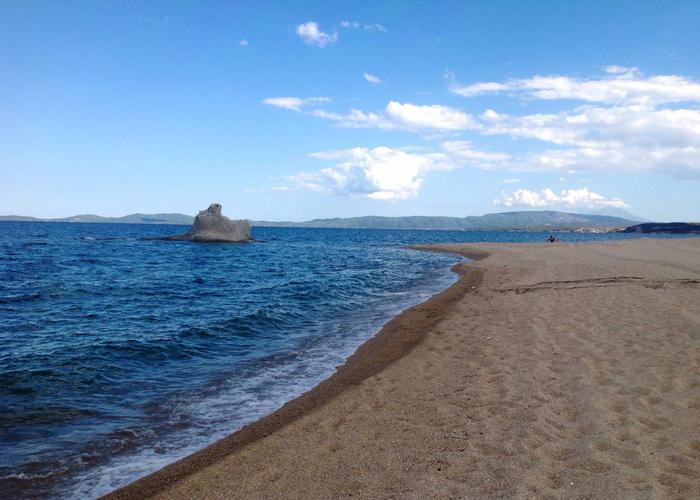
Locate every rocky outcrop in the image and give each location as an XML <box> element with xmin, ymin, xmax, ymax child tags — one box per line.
<box><xmin>621</xmin><ymin>222</ymin><xmax>700</xmax><ymax>234</ymax></box>
<box><xmin>161</xmin><ymin>204</ymin><xmax>251</xmax><ymax>242</ymax></box>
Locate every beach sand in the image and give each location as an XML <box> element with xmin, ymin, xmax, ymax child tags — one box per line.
<box><xmin>105</xmin><ymin>238</ymin><xmax>700</xmax><ymax>499</ymax></box>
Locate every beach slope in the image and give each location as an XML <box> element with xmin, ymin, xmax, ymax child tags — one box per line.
<box><xmin>106</xmin><ymin>238</ymin><xmax>700</xmax><ymax>499</ymax></box>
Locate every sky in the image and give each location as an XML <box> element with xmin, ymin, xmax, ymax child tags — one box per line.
<box><xmin>2</xmin><ymin>0</ymin><xmax>700</xmax><ymax>221</ymax></box>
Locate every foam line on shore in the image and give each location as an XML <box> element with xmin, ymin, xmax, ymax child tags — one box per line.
<box><xmin>102</xmin><ymin>248</ymin><xmax>488</xmax><ymax>499</ymax></box>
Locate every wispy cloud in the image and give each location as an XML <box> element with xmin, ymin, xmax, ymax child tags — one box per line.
<box><xmin>391</xmin><ymin>68</ymin><xmax>700</xmax><ymax>178</ymax></box>
<box><xmin>288</xmin><ymin>89</ymin><xmax>700</xmax><ymax>177</ymax></box>
<box><xmin>439</xmin><ymin>140</ymin><xmax>511</xmax><ymax>164</ymax></box>
<box><xmin>363</xmin><ymin>72</ymin><xmax>381</xmax><ymax>85</ymax></box>
<box><xmin>270</xmin><ymin>67</ymin><xmax>700</xmax><ymax>180</ymax></box>
<box><xmin>340</xmin><ymin>20</ymin><xmax>387</xmax><ymax>32</ymax></box>
<box><xmin>295</xmin><ymin>21</ymin><xmax>337</xmax><ymax>47</ymax></box>
<box><xmin>495</xmin><ymin>188</ymin><xmax>629</xmax><ymax>209</ymax></box>
<box><xmin>473</xmin><ymin>103</ymin><xmax>700</xmax><ymax>177</ymax></box>
<box><xmin>238</xmin><ymin>39</ymin><xmax>249</xmax><ymax>46</ymax></box>
<box><xmin>307</xmin><ymin>101</ymin><xmax>479</xmax><ymax>132</ymax></box>
<box><xmin>364</xmin><ymin>22</ymin><xmax>387</xmax><ymax>32</ymax></box>
<box><xmin>449</xmin><ymin>66</ymin><xmax>700</xmax><ymax>105</ymax></box>
<box><xmin>262</xmin><ymin>96</ymin><xmax>330</xmax><ymax>112</ymax></box>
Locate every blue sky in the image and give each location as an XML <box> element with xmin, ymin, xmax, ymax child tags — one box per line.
<box><xmin>2</xmin><ymin>1</ymin><xmax>700</xmax><ymax>221</ymax></box>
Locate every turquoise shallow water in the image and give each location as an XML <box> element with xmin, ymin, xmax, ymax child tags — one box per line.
<box><xmin>0</xmin><ymin>222</ymin><xmax>691</xmax><ymax>498</ymax></box>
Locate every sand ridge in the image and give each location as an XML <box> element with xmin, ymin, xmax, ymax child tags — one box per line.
<box><xmin>106</xmin><ymin>238</ymin><xmax>700</xmax><ymax>499</ymax></box>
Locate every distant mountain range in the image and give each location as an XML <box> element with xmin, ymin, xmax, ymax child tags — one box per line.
<box><xmin>0</xmin><ymin>213</ymin><xmax>195</xmax><ymax>225</ymax></box>
<box><xmin>586</xmin><ymin>207</ymin><xmax>648</xmax><ymax>222</ymax></box>
<box><xmin>252</xmin><ymin>211</ymin><xmax>636</xmax><ymax>231</ymax></box>
<box><xmin>0</xmin><ymin>210</ymin><xmax>642</xmax><ymax>231</ymax></box>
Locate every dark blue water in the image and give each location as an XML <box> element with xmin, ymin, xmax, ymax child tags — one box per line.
<box><xmin>0</xmin><ymin>222</ymin><xmax>691</xmax><ymax>498</ymax></box>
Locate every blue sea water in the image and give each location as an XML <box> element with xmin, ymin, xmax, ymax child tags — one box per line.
<box><xmin>0</xmin><ymin>222</ymin><xmax>690</xmax><ymax>499</ymax></box>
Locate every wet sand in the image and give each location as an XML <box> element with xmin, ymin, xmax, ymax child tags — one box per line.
<box><xmin>105</xmin><ymin>238</ymin><xmax>700</xmax><ymax>499</ymax></box>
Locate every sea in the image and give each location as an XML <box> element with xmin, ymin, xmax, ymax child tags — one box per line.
<box><xmin>0</xmin><ymin>221</ymin><xmax>690</xmax><ymax>499</ymax></box>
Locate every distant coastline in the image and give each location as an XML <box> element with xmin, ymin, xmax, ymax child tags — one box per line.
<box><xmin>0</xmin><ymin>213</ymin><xmax>196</xmax><ymax>225</ymax></box>
<box><xmin>622</xmin><ymin>222</ymin><xmax>700</xmax><ymax>234</ymax></box>
<box><xmin>0</xmin><ymin>210</ymin><xmax>645</xmax><ymax>232</ymax></box>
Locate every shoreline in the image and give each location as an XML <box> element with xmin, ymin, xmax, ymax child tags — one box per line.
<box><xmin>103</xmin><ymin>247</ymin><xmax>488</xmax><ymax>499</ymax></box>
<box><xmin>102</xmin><ymin>238</ymin><xmax>700</xmax><ymax>498</ymax></box>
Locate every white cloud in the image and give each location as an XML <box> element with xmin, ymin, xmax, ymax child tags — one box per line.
<box><xmin>309</xmin><ymin>108</ymin><xmax>395</xmax><ymax>129</ymax></box>
<box><xmin>306</xmin><ymin>101</ymin><xmax>479</xmax><ymax>132</ymax></box>
<box><xmin>385</xmin><ymin>101</ymin><xmax>477</xmax><ymax>131</ymax></box>
<box><xmin>309</xmin><ymin>101</ymin><xmax>478</xmax><ymax>132</ymax></box>
<box><xmin>302</xmin><ymin>97</ymin><xmax>700</xmax><ymax>177</ymax></box>
<box><xmin>440</xmin><ymin>140</ymin><xmax>511</xmax><ymax>166</ymax></box>
<box><xmin>285</xmin><ymin>147</ymin><xmax>438</xmax><ymax>200</ymax></box>
<box><xmin>449</xmin><ymin>68</ymin><xmax>700</xmax><ymax>105</ymax></box>
<box><xmin>475</xmin><ymin>104</ymin><xmax>700</xmax><ymax>177</ymax></box>
<box><xmin>340</xmin><ymin>20</ymin><xmax>386</xmax><ymax>31</ymax></box>
<box><xmin>295</xmin><ymin>22</ymin><xmax>337</xmax><ymax>47</ymax></box>
<box><xmin>450</xmin><ymin>81</ymin><xmax>509</xmax><ymax>97</ymax></box>
<box><xmin>605</xmin><ymin>65</ymin><xmax>638</xmax><ymax>75</ymax></box>
<box><xmin>238</xmin><ymin>39</ymin><xmax>249</xmax><ymax>46</ymax></box>
<box><xmin>443</xmin><ymin>68</ymin><xmax>700</xmax><ymax>178</ymax></box>
<box><xmin>262</xmin><ymin>96</ymin><xmax>330</xmax><ymax>112</ymax></box>
<box><xmin>496</xmin><ymin>188</ymin><xmax>629</xmax><ymax>209</ymax></box>
<box><xmin>270</xmin><ymin>67</ymin><xmax>700</xmax><ymax>179</ymax></box>
<box><xmin>502</xmin><ymin>178</ymin><xmax>520</xmax><ymax>184</ymax></box>
<box><xmin>364</xmin><ymin>72</ymin><xmax>381</xmax><ymax>85</ymax></box>
<box><xmin>278</xmin><ymin>142</ymin><xmax>513</xmax><ymax>200</ymax></box>
<box><xmin>364</xmin><ymin>22</ymin><xmax>387</xmax><ymax>32</ymax></box>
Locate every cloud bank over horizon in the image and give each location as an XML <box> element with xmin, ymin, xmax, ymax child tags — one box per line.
<box><xmin>264</xmin><ymin>66</ymin><xmax>699</xmax><ymax>204</ymax></box>
<box><xmin>495</xmin><ymin>188</ymin><xmax>630</xmax><ymax>210</ymax></box>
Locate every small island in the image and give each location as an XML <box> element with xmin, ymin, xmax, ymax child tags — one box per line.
<box><xmin>160</xmin><ymin>203</ymin><xmax>251</xmax><ymax>242</ymax></box>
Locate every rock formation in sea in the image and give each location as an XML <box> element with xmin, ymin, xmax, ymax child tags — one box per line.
<box><xmin>161</xmin><ymin>203</ymin><xmax>251</xmax><ymax>242</ymax></box>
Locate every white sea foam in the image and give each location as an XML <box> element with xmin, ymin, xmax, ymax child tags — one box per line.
<box><xmin>65</xmin><ymin>261</ymin><xmax>460</xmax><ymax>499</ymax></box>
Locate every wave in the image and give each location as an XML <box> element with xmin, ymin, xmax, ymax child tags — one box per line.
<box><xmin>0</xmin><ymin>225</ymin><xmax>470</xmax><ymax>499</ymax></box>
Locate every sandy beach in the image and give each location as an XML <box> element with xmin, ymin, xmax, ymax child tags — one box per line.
<box><xmin>105</xmin><ymin>238</ymin><xmax>700</xmax><ymax>499</ymax></box>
